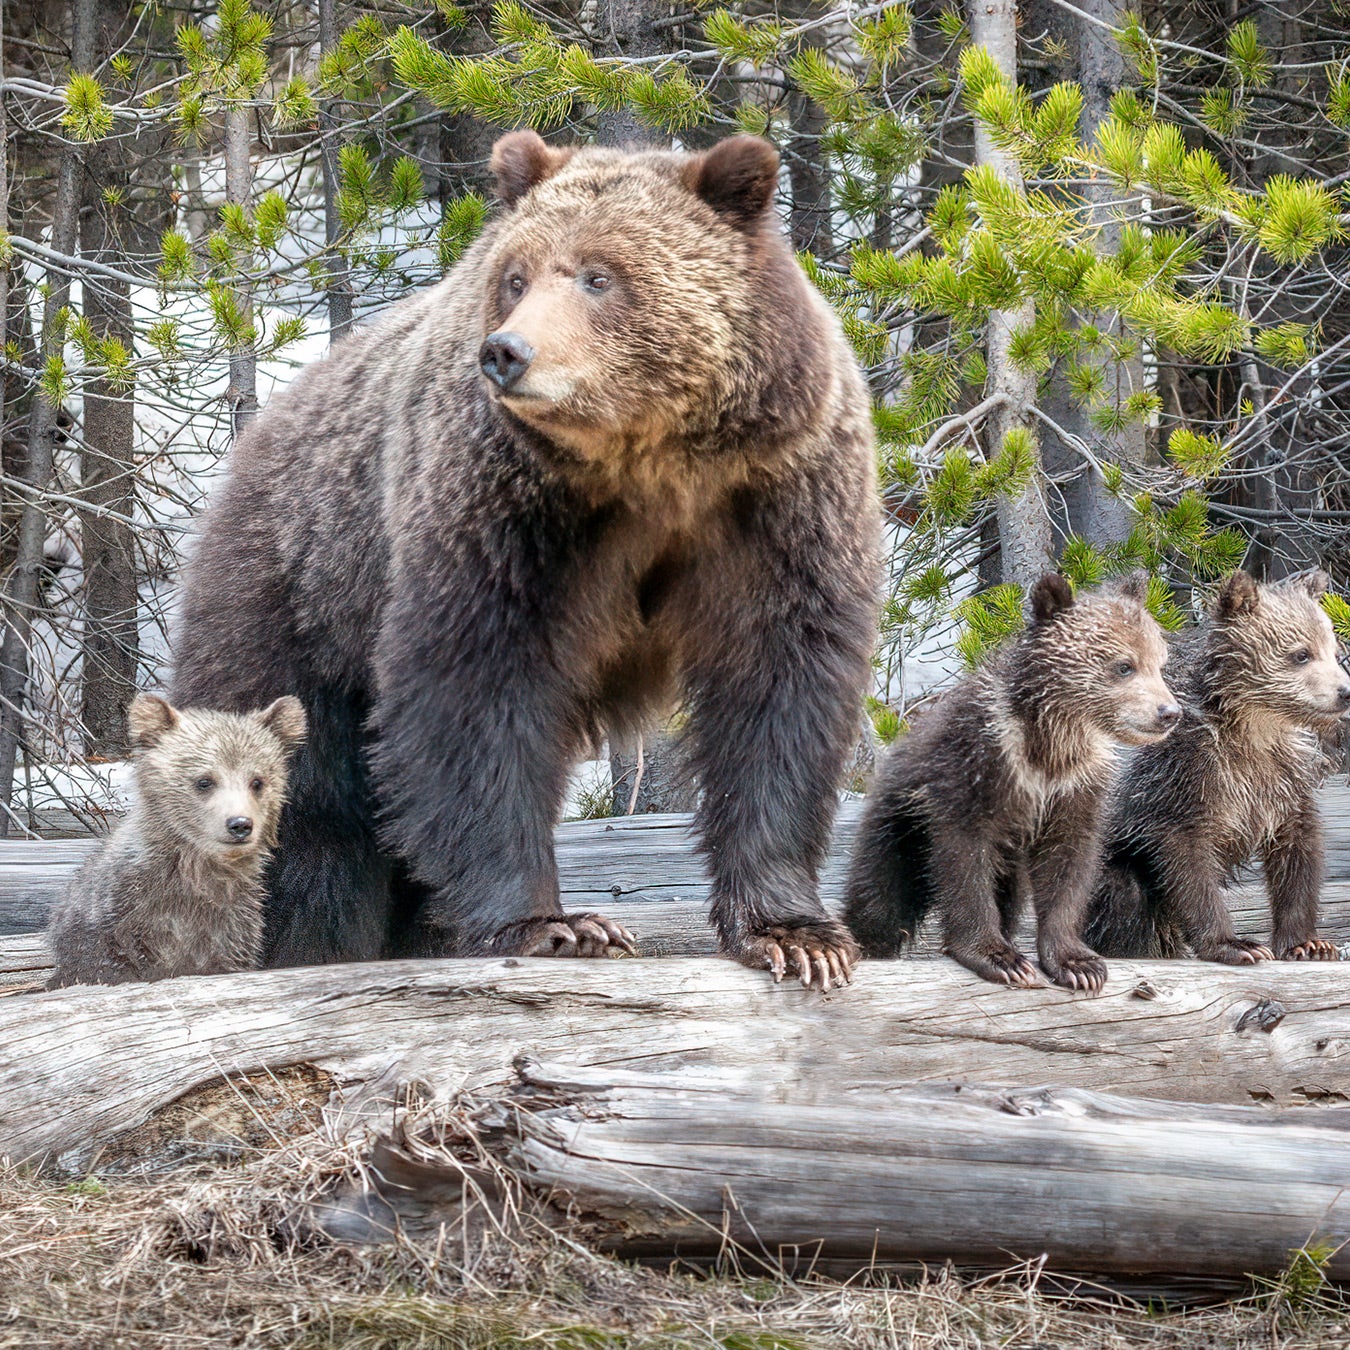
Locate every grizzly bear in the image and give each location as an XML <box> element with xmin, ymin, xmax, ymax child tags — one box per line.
<box><xmin>845</xmin><ymin>575</ymin><xmax>1180</xmax><ymax>990</ymax></box>
<box><xmin>47</xmin><ymin>694</ymin><xmax>307</xmax><ymax>987</ymax></box>
<box><xmin>1085</xmin><ymin>570</ymin><xmax>1350</xmax><ymax>964</ymax></box>
<box><xmin>169</xmin><ymin>133</ymin><xmax>879</xmax><ymax>987</ymax></box>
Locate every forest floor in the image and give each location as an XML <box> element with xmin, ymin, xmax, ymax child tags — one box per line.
<box><xmin>3</xmin><ymin>1097</ymin><xmax>1347</xmax><ymax>1350</ymax></box>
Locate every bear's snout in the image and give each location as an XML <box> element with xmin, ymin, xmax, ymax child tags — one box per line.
<box><xmin>226</xmin><ymin>815</ymin><xmax>254</xmax><ymax>842</ymax></box>
<box><xmin>480</xmin><ymin>332</ymin><xmax>535</xmax><ymax>391</ymax></box>
<box><xmin>1338</xmin><ymin>682</ymin><xmax>1350</xmax><ymax>711</ymax></box>
<box><xmin>1156</xmin><ymin>702</ymin><xmax>1182</xmax><ymax>729</ymax></box>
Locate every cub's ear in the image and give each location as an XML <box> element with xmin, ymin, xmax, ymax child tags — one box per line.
<box><xmin>1214</xmin><ymin>570</ymin><xmax>1260</xmax><ymax>619</ymax></box>
<box><xmin>686</xmin><ymin>136</ymin><xmax>779</xmax><ymax>227</ymax></box>
<box><xmin>490</xmin><ymin>130</ymin><xmax>574</xmax><ymax>207</ymax></box>
<box><xmin>127</xmin><ymin>694</ymin><xmax>180</xmax><ymax>751</ymax></box>
<box><xmin>1279</xmin><ymin>567</ymin><xmax>1331</xmax><ymax>600</ymax></box>
<box><xmin>258</xmin><ymin>696</ymin><xmax>307</xmax><ymax>750</ymax></box>
<box><xmin>1116</xmin><ymin>570</ymin><xmax>1149</xmax><ymax>602</ymax></box>
<box><xmin>1030</xmin><ymin>573</ymin><xmax>1074</xmax><ymax>624</ymax></box>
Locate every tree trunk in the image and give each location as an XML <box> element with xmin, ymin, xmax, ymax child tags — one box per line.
<box><xmin>967</xmin><ymin>0</ymin><xmax>1051</xmax><ymax>592</ymax></box>
<box><xmin>785</xmin><ymin>69</ymin><xmax>831</xmax><ymax>253</ymax></box>
<box><xmin>0</xmin><ymin>0</ymin><xmax>94</xmax><ymax>830</ymax></box>
<box><xmin>317</xmin><ymin>0</ymin><xmax>354</xmax><ymax>342</ymax></box>
<box><xmin>594</xmin><ymin>0</ymin><xmax>665</xmax><ymax>148</ymax></box>
<box><xmin>77</xmin><ymin>16</ymin><xmax>139</xmax><ymax>757</ymax></box>
<box><xmin>223</xmin><ymin>105</ymin><xmax>257</xmax><ymax>432</ymax></box>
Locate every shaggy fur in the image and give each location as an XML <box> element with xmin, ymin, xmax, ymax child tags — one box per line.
<box><xmin>46</xmin><ymin>695</ymin><xmax>306</xmax><ymax>987</ymax></box>
<box><xmin>1085</xmin><ymin>570</ymin><xmax>1350</xmax><ymax>964</ymax></box>
<box><xmin>170</xmin><ymin>133</ymin><xmax>879</xmax><ymax>984</ymax></box>
<box><xmin>846</xmin><ymin>575</ymin><xmax>1179</xmax><ymax>990</ymax></box>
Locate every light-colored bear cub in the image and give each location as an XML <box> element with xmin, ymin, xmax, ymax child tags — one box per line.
<box><xmin>46</xmin><ymin>694</ymin><xmax>306</xmax><ymax>988</ymax></box>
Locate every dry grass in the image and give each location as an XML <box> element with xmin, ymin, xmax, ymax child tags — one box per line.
<box><xmin>2</xmin><ymin>1075</ymin><xmax>1347</xmax><ymax>1350</ymax></box>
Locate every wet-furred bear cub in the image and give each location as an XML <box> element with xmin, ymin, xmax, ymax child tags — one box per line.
<box><xmin>1085</xmin><ymin>570</ymin><xmax>1350</xmax><ymax>964</ymax></box>
<box><xmin>47</xmin><ymin>694</ymin><xmax>306</xmax><ymax>988</ymax></box>
<box><xmin>845</xmin><ymin>574</ymin><xmax>1179</xmax><ymax>990</ymax></box>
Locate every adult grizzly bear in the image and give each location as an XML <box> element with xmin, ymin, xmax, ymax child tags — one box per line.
<box><xmin>845</xmin><ymin>575</ymin><xmax>1179</xmax><ymax>990</ymax></box>
<box><xmin>171</xmin><ymin>132</ymin><xmax>880</xmax><ymax>987</ymax></box>
<box><xmin>1085</xmin><ymin>570</ymin><xmax>1350</xmax><ymax>964</ymax></box>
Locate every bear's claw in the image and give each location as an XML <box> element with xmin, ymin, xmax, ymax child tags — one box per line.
<box><xmin>950</xmin><ymin>942</ymin><xmax>1041</xmax><ymax>988</ymax></box>
<box><xmin>1279</xmin><ymin>938</ymin><xmax>1341</xmax><ymax>962</ymax></box>
<box><xmin>740</xmin><ymin>923</ymin><xmax>858</xmax><ymax>991</ymax></box>
<box><xmin>502</xmin><ymin>913</ymin><xmax>637</xmax><ymax>959</ymax></box>
<box><xmin>1197</xmin><ymin>937</ymin><xmax>1274</xmax><ymax>965</ymax></box>
<box><xmin>1043</xmin><ymin>948</ymin><xmax>1108</xmax><ymax>993</ymax></box>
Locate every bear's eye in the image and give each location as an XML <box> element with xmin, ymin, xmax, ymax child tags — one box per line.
<box><xmin>1113</xmin><ymin>659</ymin><xmax>1135</xmax><ymax>679</ymax></box>
<box><xmin>506</xmin><ymin>274</ymin><xmax>526</xmax><ymax>297</ymax></box>
<box><xmin>580</xmin><ymin>271</ymin><xmax>611</xmax><ymax>294</ymax></box>
<box><xmin>250</xmin><ymin>777</ymin><xmax>265</xmax><ymax>794</ymax></box>
<box><xmin>194</xmin><ymin>776</ymin><xmax>215</xmax><ymax>795</ymax></box>
<box><xmin>1290</xmin><ymin>647</ymin><xmax>1311</xmax><ymax>665</ymax></box>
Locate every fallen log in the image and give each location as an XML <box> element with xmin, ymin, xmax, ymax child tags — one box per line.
<box><xmin>3</xmin><ymin>957</ymin><xmax>1350</xmax><ymax>1165</ymax></box>
<box><xmin>468</xmin><ymin>1059</ymin><xmax>1350</xmax><ymax>1280</ymax></box>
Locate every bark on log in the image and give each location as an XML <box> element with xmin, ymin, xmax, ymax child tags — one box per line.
<box><xmin>3</xmin><ymin>957</ymin><xmax>1350</xmax><ymax>1165</ymax></box>
<box><xmin>480</xmin><ymin>1060</ymin><xmax>1350</xmax><ymax>1280</ymax></box>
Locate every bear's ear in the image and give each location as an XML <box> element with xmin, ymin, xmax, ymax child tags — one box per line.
<box><xmin>1279</xmin><ymin>568</ymin><xmax>1331</xmax><ymax>600</ymax></box>
<box><xmin>1115</xmin><ymin>570</ymin><xmax>1148</xmax><ymax>602</ymax></box>
<box><xmin>1029</xmin><ymin>573</ymin><xmax>1074</xmax><ymax>624</ymax></box>
<box><xmin>257</xmin><ymin>696</ymin><xmax>307</xmax><ymax>751</ymax></box>
<box><xmin>1214</xmin><ymin>570</ymin><xmax>1260</xmax><ymax>619</ymax></box>
<box><xmin>127</xmin><ymin>694</ymin><xmax>180</xmax><ymax>752</ymax></box>
<box><xmin>490</xmin><ymin>131</ymin><xmax>573</xmax><ymax>208</ymax></box>
<box><xmin>687</xmin><ymin>136</ymin><xmax>779</xmax><ymax>228</ymax></box>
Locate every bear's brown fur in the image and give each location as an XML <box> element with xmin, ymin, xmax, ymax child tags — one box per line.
<box><xmin>47</xmin><ymin>694</ymin><xmax>306</xmax><ymax>987</ymax></box>
<box><xmin>1085</xmin><ymin>570</ymin><xmax>1350</xmax><ymax>963</ymax></box>
<box><xmin>845</xmin><ymin>575</ymin><xmax>1179</xmax><ymax>990</ymax></box>
<box><xmin>170</xmin><ymin>133</ymin><xmax>880</xmax><ymax>986</ymax></box>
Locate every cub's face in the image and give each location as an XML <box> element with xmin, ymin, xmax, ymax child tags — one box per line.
<box><xmin>1211</xmin><ymin>571</ymin><xmax>1350</xmax><ymax>726</ymax></box>
<box><xmin>475</xmin><ymin>132</ymin><xmax>783</xmax><ymax>458</ymax></box>
<box><xmin>127</xmin><ymin>696</ymin><xmax>307</xmax><ymax>861</ymax></box>
<box><xmin>1024</xmin><ymin>575</ymin><xmax>1180</xmax><ymax>747</ymax></box>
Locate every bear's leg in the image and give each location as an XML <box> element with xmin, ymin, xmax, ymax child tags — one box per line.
<box><xmin>682</xmin><ymin>576</ymin><xmax>871</xmax><ymax>990</ymax></box>
<box><xmin>263</xmin><ymin>689</ymin><xmax>394</xmax><ymax>966</ymax></box>
<box><xmin>1266</xmin><ymin>807</ymin><xmax>1336</xmax><ymax>960</ymax></box>
<box><xmin>929</xmin><ymin>834</ymin><xmax>1039</xmax><ymax>987</ymax></box>
<box><xmin>370</xmin><ymin>594</ymin><xmax>634</xmax><ymax>959</ymax></box>
<box><xmin>1026</xmin><ymin>794</ymin><xmax>1109</xmax><ymax>993</ymax></box>
<box><xmin>1161</xmin><ymin>829</ymin><xmax>1273</xmax><ymax>964</ymax></box>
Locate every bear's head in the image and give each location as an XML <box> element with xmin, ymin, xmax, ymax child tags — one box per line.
<box><xmin>474</xmin><ymin>131</ymin><xmax>829</xmax><ymax>466</ymax></box>
<box><xmin>127</xmin><ymin>695</ymin><xmax>307</xmax><ymax>863</ymax></box>
<box><xmin>1202</xmin><ymin>570</ymin><xmax>1350</xmax><ymax>727</ymax></box>
<box><xmin>1014</xmin><ymin>573</ymin><xmax>1180</xmax><ymax>747</ymax></box>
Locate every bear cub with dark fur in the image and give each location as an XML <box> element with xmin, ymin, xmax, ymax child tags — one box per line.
<box><xmin>46</xmin><ymin>694</ymin><xmax>306</xmax><ymax>988</ymax></box>
<box><xmin>846</xmin><ymin>575</ymin><xmax>1179</xmax><ymax>990</ymax></box>
<box><xmin>170</xmin><ymin>131</ymin><xmax>878</xmax><ymax>987</ymax></box>
<box><xmin>1085</xmin><ymin>570</ymin><xmax>1350</xmax><ymax>964</ymax></box>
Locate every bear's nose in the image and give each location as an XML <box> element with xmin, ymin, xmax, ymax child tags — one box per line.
<box><xmin>479</xmin><ymin>332</ymin><xmax>534</xmax><ymax>391</ymax></box>
<box><xmin>1157</xmin><ymin>703</ymin><xmax>1182</xmax><ymax>727</ymax></box>
<box><xmin>226</xmin><ymin>816</ymin><xmax>254</xmax><ymax>841</ymax></box>
<box><xmin>1338</xmin><ymin>683</ymin><xmax>1350</xmax><ymax>708</ymax></box>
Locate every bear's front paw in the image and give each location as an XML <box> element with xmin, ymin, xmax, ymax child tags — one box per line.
<box><xmin>1279</xmin><ymin>937</ymin><xmax>1342</xmax><ymax>962</ymax></box>
<box><xmin>947</xmin><ymin>941</ymin><xmax>1040</xmax><ymax>988</ymax></box>
<box><xmin>1040</xmin><ymin>943</ymin><xmax>1108</xmax><ymax>993</ymax></box>
<box><xmin>494</xmin><ymin>913</ymin><xmax>637</xmax><ymax>959</ymax></box>
<box><xmin>736</xmin><ymin>922</ymin><xmax>859</xmax><ymax>991</ymax></box>
<box><xmin>1195</xmin><ymin>936</ymin><xmax>1274</xmax><ymax>965</ymax></box>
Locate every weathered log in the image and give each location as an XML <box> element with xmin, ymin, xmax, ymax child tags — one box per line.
<box><xmin>5</xmin><ymin>782</ymin><xmax>1350</xmax><ymax>953</ymax></box>
<box><xmin>3</xmin><ymin>957</ymin><xmax>1350</xmax><ymax>1165</ymax></box>
<box><xmin>475</xmin><ymin>1060</ymin><xmax>1350</xmax><ymax>1280</ymax></box>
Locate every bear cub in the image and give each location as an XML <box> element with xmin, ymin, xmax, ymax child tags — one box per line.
<box><xmin>47</xmin><ymin>694</ymin><xmax>307</xmax><ymax>988</ymax></box>
<box><xmin>846</xmin><ymin>574</ymin><xmax>1179</xmax><ymax>990</ymax></box>
<box><xmin>1085</xmin><ymin>570</ymin><xmax>1350</xmax><ymax>964</ymax></box>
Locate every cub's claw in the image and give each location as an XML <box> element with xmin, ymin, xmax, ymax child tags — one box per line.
<box><xmin>1280</xmin><ymin>938</ymin><xmax>1341</xmax><ymax>962</ymax></box>
<box><xmin>498</xmin><ymin>912</ymin><xmax>637</xmax><ymax>959</ymax></box>
<box><xmin>740</xmin><ymin>923</ymin><xmax>858</xmax><ymax>991</ymax></box>
<box><xmin>1042</xmin><ymin>947</ymin><xmax>1108</xmax><ymax>994</ymax></box>
<box><xmin>950</xmin><ymin>942</ymin><xmax>1040</xmax><ymax>988</ymax></box>
<box><xmin>1198</xmin><ymin>937</ymin><xmax>1274</xmax><ymax>965</ymax></box>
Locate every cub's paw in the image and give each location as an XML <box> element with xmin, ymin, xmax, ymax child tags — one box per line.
<box><xmin>1041</xmin><ymin>945</ymin><xmax>1108</xmax><ymax>993</ymax></box>
<box><xmin>1279</xmin><ymin>938</ymin><xmax>1342</xmax><ymax>962</ymax></box>
<box><xmin>736</xmin><ymin>922</ymin><xmax>859</xmax><ymax>991</ymax></box>
<box><xmin>949</xmin><ymin>942</ymin><xmax>1040</xmax><ymax>988</ymax></box>
<box><xmin>1195</xmin><ymin>937</ymin><xmax>1274</xmax><ymax>965</ymax></box>
<box><xmin>495</xmin><ymin>913</ymin><xmax>637</xmax><ymax>959</ymax></box>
